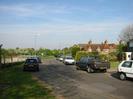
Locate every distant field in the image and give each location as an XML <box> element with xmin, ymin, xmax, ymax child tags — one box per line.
<box><xmin>0</xmin><ymin>63</ymin><xmax>55</xmax><ymax>99</ymax></box>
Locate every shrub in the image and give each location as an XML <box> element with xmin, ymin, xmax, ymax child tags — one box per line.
<box><xmin>99</xmin><ymin>54</ymin><xmax>108</xmax><ymax>61</ymax></box>
<box><xmin>108</xmin><ymin>52</ymin><xmax>117</xmax><ymax>61</ymax></box>
<box><xmin>99</xmin><ymin>52</ymin><xmax>117</xmax><ymax>61</ymax></box>
<box><xmin>75</xmin><ymin>51</ymin><xmax>87</xmax><ymax>61</ymax></box>
<box><xmin>75</xmin><ymin>51</ymin><xmax>99</xmax><ymax>61</ymax></box>
<box><xmin>70</xmin><ymin>45</ymin><xmax>80</xmax><ymax>58</ymax></box>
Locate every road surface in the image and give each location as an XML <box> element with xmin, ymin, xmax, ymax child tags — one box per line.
<box><xmin>34</xmin><ymin>59</ymin><xmax>133</xmax><ymax>99</ymax></box>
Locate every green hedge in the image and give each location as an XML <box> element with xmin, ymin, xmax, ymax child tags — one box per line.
<box><xmin>75</xmin><ymin>51</ymin><xmax>117</xmax><ymax>61</ymax></box>
<box><xmin>98</xmin><ymin>52</ymin><xmax>117</xmax><ymax>61</ymax></box>
<box><xmin>75</xmin><ymin>51</ymin><xmax>98</xmax><ymax>61</ymax></box>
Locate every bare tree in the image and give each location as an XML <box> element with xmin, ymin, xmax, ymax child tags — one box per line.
<box><xmin>119</xmin><ymin>24</ymin><xmax>133</xmax><ymax>43</ymax></box>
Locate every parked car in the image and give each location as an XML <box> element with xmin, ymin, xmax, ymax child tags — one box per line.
<box><xmin>118</xmin><ymin>60</ymin><xmax>133</xmax><ymax>80</ymax></box>
<box><xmin>63</xmin><ymin>56</ymin><xmax>75</xmax><ymax>65</ymax></box>
<box><xmin>58</xmin><ymin>56</ymin><xmax>65</xmax><ymax>62</ymax></box>
<box><xmin>76</xmin><ymin>56</ymin><xmax>110</xmax><ymax>73</ymax></box>
<box><xmin>23</xmin><ymin>58</ymin><xmax>40</xmax><ymax>71</ymax></box>
<box><xmin>27</xmin><ymin>56</ymin><xmax>42</xmax><ymax>63</ymax></box>
<box><xmin>56</xmin><ymin>56</ymin><xmax>60</xmax><ymax>61</ymax></box>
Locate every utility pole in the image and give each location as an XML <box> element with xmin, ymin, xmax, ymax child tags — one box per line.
<box><xmin>0</xmin><ymin>44</ymin><xmax>3</xmax><ymax>68</ymax></box>
<box><xmin>34</xmin><ymin>33</ymin><xmax>40</xmax><ymax>56</ymax></box>
<box><xmin>34</xmin><ymin>34</ymin><xmax>37</xmax><ymax>56</ymax></box>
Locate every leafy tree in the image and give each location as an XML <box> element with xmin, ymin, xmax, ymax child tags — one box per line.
<box><xmin>7</xmin><ymin>49</ymin><xmax>17</xmax><ymax>63</ymax></box>
<box><xmin>44</xmin><ymin>49</ymin><xmax>52</xmax><ymax>56</ymax></box>
<box><xmin>37</xmin><ymin>48</ymin><xmax>45</xmax><ymax>56</ymax></box>
<box><xmin>108</xmin><ymin>52</ymin><xmax>117</xmax><ymax>61</ymax></box>
<box><xmin>70</xmin><ymin>45</ymin><xmax>80</xmax><ymax>58</ymax></box>
<box><xmin>117</xmin><ymin>44</ymin><xmax>125</xmax><ymax>53</ymax></box>
<box><xmin>37</xmin><ymin>48</ymin><xmax>53</xmax><ymax>56</ymax></box>
<box><xmin>75</xmin><ymin>51</ymin><xmax>88</xmax><ymax>61</ymax></box>
<box><xmin>62</xmin><ymin>47</ymin><xmax>71</xmax><ymax>55</ymax></box>
<box><xmin>52</xmin><ymin>49</ymin><xmax>63</xmax><ymax>57</ymax></box>
<box><xmin>1</xmin><ymin>49</ymin><xmax>8</xmax><ymax>64</ymax></box>
<box><xmin>116</xmin><ymin>42</ymin><xmax>126</xmax><ymax>61</ymax></box>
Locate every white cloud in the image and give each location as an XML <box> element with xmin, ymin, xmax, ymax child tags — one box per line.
<box><xmin>0</xmin><ymin>20</ymin><xmax>130</xmax><ymax>49</ymax></box>
<box><xmin>0</xmin><ymin>3</ymin><xmax>71</xmax><ymax>16</ymax></box>
<box><xmin>0</xmin><ymin>4</ymin><xmax>33</xmax><ymax>16</ymax></box>
<box><xmin>0</xmin><ymin>3</ymin><xmax>110</xmax><ymax>17</ymax></box>
<box><xmin>0</xmin><ymin>2</ymin><xmax>131</xmax><ymax>48</ymax></box>
<box><xmin>0</xmin><ymin>19</ymin><xmax>129</xmax><ymax>35</ymax></box>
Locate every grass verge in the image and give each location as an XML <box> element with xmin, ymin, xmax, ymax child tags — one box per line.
<box><xmin>41</xmin><ymin>56</ymin><xmax>55</xmax><ymax>60</ymax></box>
<box><xmin>0</xmin><ymin>63</ymin><xmax>55</xmax><ymax>99</ymax></box>
<box><xmin>110</xmin><ymin>61</ymin><xmax>120</xmax><ymax>69</ymax></box>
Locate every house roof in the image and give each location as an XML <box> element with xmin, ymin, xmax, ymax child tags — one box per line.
<box><xmin>78</xmin><ymin>42</ymin><xmax>116</xmax><ymax>51</ymax></box>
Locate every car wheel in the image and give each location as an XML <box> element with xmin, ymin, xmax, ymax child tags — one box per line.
<box><xmin>23</xmin><ymin>67</ymin><xmax>26</xmax><ymax>71</ymax></box>
<box><xmin>87</xmin><ymin>66</ymin><xmax>94</xmax><ymax>73</ymax></box>
<box><xmin>119</xmin><ymin>73</ymin><xmax>126</xmax><ymax>80</ymax></box>
<box><xmin>102</xmin><ymin>69</ymin><xmax>107</xmax><ymax>73</ymax></box>
<box><xmin>34</xmin><ymin>66</ymin><xmax>39</xmax><ymax>71</ymax></box>
<box><xmin>37</xmin><ymin>67</ymin><xmax>40</xmax><ymax>71</ymax></box>
<box><xmin>76</xmin><ymin>66</ymin><xmax>80</xmax><ymax>70</ymax></box>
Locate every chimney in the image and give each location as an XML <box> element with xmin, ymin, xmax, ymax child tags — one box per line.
<box><xmin>104</xmin><ymin>40</ymin><xmax>108</xmax><ymax>44</ymax></box>
<box><xmin>88</xmin><ymin>40</ymin><xmax>92</xmax><ymax>45</ymax></box>
<box><xmin>119</xmin><ymin>40</ymin><xmax>123</xmax><ymax>44</ymax></box>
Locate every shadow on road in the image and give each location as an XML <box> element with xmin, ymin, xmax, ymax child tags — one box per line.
<box><xmin>110</xmin><ymin>72</ymin><xmax>133</xmax><ymax>82</ymax></box>
<box><xmin>111</xmin><ymin>72</ymin><xmax>120</xmax><ymax>79</ymax></box>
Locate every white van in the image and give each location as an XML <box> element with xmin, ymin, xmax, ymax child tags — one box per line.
<box><xmin>118</xmin><ymin>60</ymin><xmax>133</xmax><ymax>80</ymax></box>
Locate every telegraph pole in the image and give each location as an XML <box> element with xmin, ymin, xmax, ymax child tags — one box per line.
<box><xmin>34</xmin><ymin>34</ymin><xmax>37</xmax><ymax>56</ymax></box>
<box><xmin>34</xmin><ymin>33</ymin><xmax>40</xmax><ymax>56</ymax></box>
<box><xmin>0</xmin><ymin>44</ymin><xmax>3</xmax><ymax>68</ymax></box>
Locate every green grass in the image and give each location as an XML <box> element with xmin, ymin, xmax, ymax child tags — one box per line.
<box><xmin>110</xmin><ymin>61</ymin><xmax>120</xmax><ymax>69</ymax></box>
<box><xmin>0</xmin><ymin>64</ymin><xmax>55</xmax><ymax>99</ymax></box>
<box><xmin>41</xmin><ymin>56</ymin><xmax>55</xmax><ymax>60</ymax></box>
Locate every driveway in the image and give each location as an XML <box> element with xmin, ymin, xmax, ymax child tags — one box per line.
<box><xmin>34</xmin><ymin>59</ymin><xmax>133</xmax><ymax>99</ymax></box>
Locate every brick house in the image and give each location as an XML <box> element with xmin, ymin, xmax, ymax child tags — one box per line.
<box><xmin>78</xmin><ymin>40</ymin><xmax>117</xmax><ymax>54</ymax></box>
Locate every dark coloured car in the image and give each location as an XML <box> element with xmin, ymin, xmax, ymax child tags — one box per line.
<box><xmin>76</xmin><ymin>57</ymin><xmax>110</xmax><ymax>73</ymax></box>
<box><xmin>23</xmin><ymin>58</ymin><xmax>40</xmax><ymax>71</ymax></box>
<box><xmin>28</xmin><ymin>56</ymin><xmax>42</xmax><ymax>63</ymax></box>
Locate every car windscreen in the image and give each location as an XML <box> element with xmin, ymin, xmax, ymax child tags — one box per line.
<box><xmin>26</xmin><ymin>59</ymin><xmax>37</xmax><ymax>63</ymax></box>
<box><xmin>66</xmin><ymin>57</ymin><xmax>73</xmax><ymax>59</ymax></box>
<box><xmin>122</xmin><ymin>61</ymin><xmax>132</xmax><ymax>68</ymax></box>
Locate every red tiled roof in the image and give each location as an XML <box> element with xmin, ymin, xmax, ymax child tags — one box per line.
<box><xmin>102</xmin><ymin>44</ymin><xmax>110</xmax><ymax>49</ymax></box>
<box><xmin>79</xmin><ymin>43</ymin><xmax>116</xmax><ymax>51</ymax></box>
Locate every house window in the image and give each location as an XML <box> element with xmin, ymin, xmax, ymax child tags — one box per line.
<box><xmin>88</xmin><ymin>48</ymin><xmax>92</xmax><ymax>52</ymax></box>
<box><xmin>97</xmin><ymin>48</ymin><xmax>101</xmax><ymax>52</ymax></box>
<box><xmin>129</xmin><ymin>41</ymin><xmax>133</xmax><ymax>47</ymax></box>
<box><xmin>103</xmin><ymin>49</ymin><xmax>109</xmax><ymax>53</ymax></box>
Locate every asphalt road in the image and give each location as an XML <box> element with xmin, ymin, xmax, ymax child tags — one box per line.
<box><xmin>34</xmin><ymin>59</ymin><xmax>133</xmax><ymax>99</ymax></box>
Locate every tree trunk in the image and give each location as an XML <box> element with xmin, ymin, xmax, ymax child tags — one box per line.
<box><xmin>11</xmin><ymin>56</ymin><xmax>13</xmax><ymax>63</ymax></box>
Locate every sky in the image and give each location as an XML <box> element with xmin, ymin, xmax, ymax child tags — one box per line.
<box><xmin>0</xmin><ymin>0</ymin><xmax>133</xmax><ymax>49</ymax></box>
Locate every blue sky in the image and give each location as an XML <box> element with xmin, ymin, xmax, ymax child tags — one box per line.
<box><xmin>0</xmin><ymin>0</ymin><xmax>133</xmax><ymax>49</ymax></box>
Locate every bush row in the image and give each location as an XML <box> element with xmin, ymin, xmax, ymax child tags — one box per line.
<box><xmin>75</xmin><ymin>51</ymin><xmax>117</xmax><ymax>61</ymax></box>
